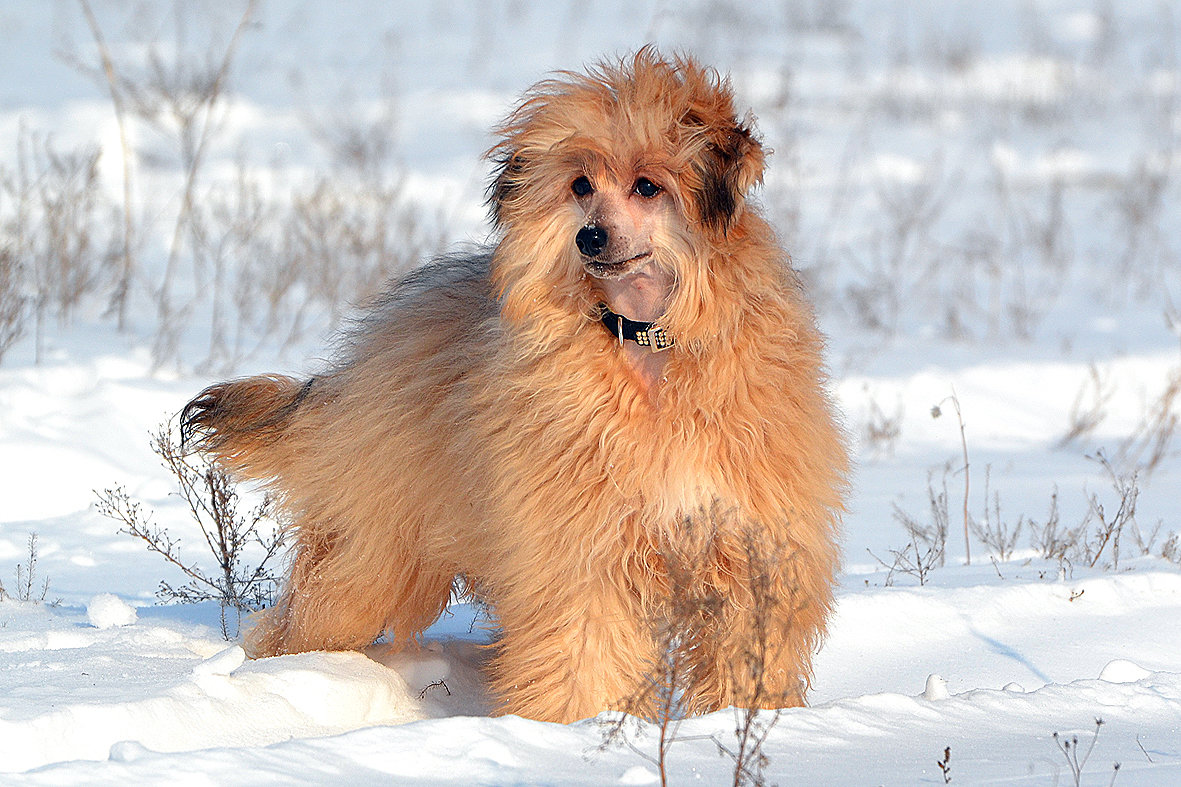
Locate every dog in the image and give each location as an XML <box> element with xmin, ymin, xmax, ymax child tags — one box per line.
<box><xmin>181</xmin><ymin>48</ymin><xmax>848</xmax><ymax>724</ymax></box>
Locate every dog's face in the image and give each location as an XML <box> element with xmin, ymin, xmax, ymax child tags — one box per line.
<box><xmin>570</xmin><ymin>170</ymin><xmax>676</xmax><ymax>280</ymax></box>
<box><xmin>486</xmin><ymin>48</ymin><xmax>767</xmax><ymax>334</ymax></box>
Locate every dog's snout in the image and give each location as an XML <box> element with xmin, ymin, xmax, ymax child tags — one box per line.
<box><xmin>576</xmin><ymin>225</ymin><xmax>609</xmax><ymax>257</ymax></box>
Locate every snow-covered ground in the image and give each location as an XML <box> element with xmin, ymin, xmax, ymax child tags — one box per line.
<box><xmin>1</xmin><ymin>1</ymin><xmax>1179</xmax><ymax>783</ymax></box>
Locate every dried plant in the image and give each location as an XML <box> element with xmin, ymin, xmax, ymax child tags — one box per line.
<box><xmin>95</xmin><ymin>426</ymin><xmax>284</xmax><ymax>639</ymax></box>
<box><xmin>861</xmin><ymin>390</ymin><xmax>903</xmax><ymax>459</ymax></box>
<box><xmin>4</xmin><ymin>533</ymin><xmax>53</xmax><ymax>604</ymax></box>
<box><xmin>602</xmin><ymin>507</ymin><xmax>795</xmax><ymax>787</ymax></box>
<box><xmin>1028</xmin><ymin>487</ymin><xmax>1069</xmax><ymax>563</ymax></box>
<box><xmin>1118</xmin><ymin>368</ymin><xmax>1180</xmax><ymax>476</ymax></box>
<box><xmin>1161</xmin><ymin>532</ymin><xmax>1181</xmax><ymax>565</ymax></box>
<box><xmin>76</xmin><ymin>0</ymin><xmax>137</xmax><ymax>329</ymax></box>
<box><xmin>931</xmin><ymin>392</ymin><xmax>972</xmax><ymax>565</ymax></box>
<box><xmin>0</xmin><ymin>244</ymin><xmax>24</xmax><ymax>363</ymax></box>
<box><xmin>1079</xmin><ymin>452</ymin><xmax>1139</xmax><ymax>570</ymax></box>
<box><xmin>874</xmin><ymin>469</ymin><xmax>951</xmax><ymax>586</ymax></box>
<box><xmin>936</xmin><ymin>745</ymin><xmax>952</xmax><ymax>784</ymax></box>
<box><xmin>0</xmin><ymin>129</ymin><xmax>107</xmax><ymax>364</ymax></box>
<box><xmin>1027</xmin><ymin>455</ymin><xmax>1142</xmax><ymax>572</ymax></box>
<box><xmin>970</xmin><ymin>466</ymin><xmax>1023</xmax><ymax>562</ymax></box>
<box><xmin>1059</xmin><ymin>363</ymin><xmax>1114</xmax><ymax>448</ymax></box>
<box><xmin>1052</xmin><ymin>718</ymin><xmax>1120</xmax><ymax>787</ymax></box>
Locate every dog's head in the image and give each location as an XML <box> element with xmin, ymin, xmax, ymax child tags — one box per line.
<box><xmin>486</xmin><ymin>48</ymin><xmax>768</xmax><ymax>337</ymax></box>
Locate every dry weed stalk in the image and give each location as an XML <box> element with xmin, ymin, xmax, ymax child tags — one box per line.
<box><xmin>0</xmin><ymin>129</ymin><xmax>106</xmax><ymax>364</ymax></box>
<box><xmin>877</xmin><ymin>470</ymin><xmax>949</xmax><ymax>585</ymax></box>
<box><xmin>1059</xmin><ymin>363</ymin><xmax>1114</xmax><ymax>448</ymax></box>
<box><xmin>931</xmin><ymin>391</ymin><xmax>971</xmax><ymax>565</ymax></box>
<box><xmin>862</xmin><ymin>390</ymin><xmax>903</xmax><ymax>459</ymax></box>
<box><xmin>1027</xmin><ymin>454</ymin><xmax>1143</xmax><ymax>572</ymax></box>
<box><xmin>1162</xmin><ymin>532</ymin><xmax>1181</xmax><ymax>565</ymax></box>
<box><xmin>1028</xmin><ymin>487</ymin><xmax>1069</xmax><ymax>563</ymax></box>
<box><xmin>95</xmin><ymin>426</ymin><xmax>283</xmax><ymax>639</ymax></box>
<box><xmin>1118</xmin><ymin>368</ymin><xmax>1180</xmax><ymax>476</ymax></box>
<box><xmin>1081</xmin><ymin>452</ymin><xmax>1139</xmax><ymax>570</ymax></box>
<box><xmin>970</xmin><ymin>466</ymin><xmax>1023</xmax><ymax>562</ymax></box>
<box><xmin>77</xmin><ymin>0</ymin><xmax>137</xmax><ymax>329</ymax></box>
<box><xmin>1052</xmin><ymin>718</ymin><xmax>1120</xmax><ymax>787</ymax></box>
<box><xmin>7</xmin><ymin>533</ymin><xmax>52</xmax><ymax>604</ymax></box>
<box><xmin>602</xmin><ymin>507</ymin><xmax>796</xmax><ymax>787</ymax></box>
<box><xmin>936</xmin><ymin>745</ymin><xmax>952</xmax><ymax>784</ymax></box>
<box><xmin>0</xmin><ymin>245</ymin><xmax>24</xmax><ymax>362</ymax></box>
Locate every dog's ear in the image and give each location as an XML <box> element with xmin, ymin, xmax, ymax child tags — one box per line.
<box><xmin>487</xmin><ymin>151</ymin><xmax>526</xmax><ymax>228</ymax></box>
<box><xmin>691</xmin><ymin>119</ymin><xmax>765</xmax><ymax>234</ymax></box>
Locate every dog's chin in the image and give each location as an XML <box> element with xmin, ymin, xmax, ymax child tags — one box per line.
<box><xmin>582</xmin><ymin>252</ymin><xmax>653</xmax><ymax>280</ymax></box>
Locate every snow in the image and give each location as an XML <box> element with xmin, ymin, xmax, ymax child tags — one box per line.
<box><xmin>1</xmin><ymin>0</ymin><xmax>1179</xmax><ymax>784</ymax></box>
<box><xmin>86</xmin><ymin>593</ymin><xmax>138</xmax><ymax>628</ymax></box>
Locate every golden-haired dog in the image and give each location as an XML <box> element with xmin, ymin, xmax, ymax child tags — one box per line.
<box><xmin>182</xmin><ymin>48</ymin><xmax>848</xmax><ymax>723</ymax></box>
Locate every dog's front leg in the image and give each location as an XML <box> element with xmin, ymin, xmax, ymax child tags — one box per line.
<box><xmin>678</xmin><ymin>554</ymin><xmax>829</xmax><ymax>713</ymax></box>
<box><xmin>488</xmin><ymin>583</ymin><xmax>658</xmax><ymax>724</ymax></box>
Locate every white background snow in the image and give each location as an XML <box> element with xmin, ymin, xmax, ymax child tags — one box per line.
<box><xmin>1</xmin><ymin>0</ymin><xmax>1179</xmax><ymax>784</ymax></box>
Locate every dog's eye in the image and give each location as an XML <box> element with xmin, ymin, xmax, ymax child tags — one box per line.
<box><xmin>571</xmin><ymin>176</ymin><xmax>594</xmax><ymax>197</ymax></box>
<box><xmin>633</xmin><ymin>178</ymin><xmax>661</xmax><ymax>198</ymax></box>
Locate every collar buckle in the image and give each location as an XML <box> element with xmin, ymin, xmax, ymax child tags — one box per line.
<box><xmin>598</xmin><ymin>303</ymin><xmax>675</xmax><ymax>353</ymax></box>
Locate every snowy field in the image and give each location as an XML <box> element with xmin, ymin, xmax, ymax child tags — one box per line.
<box><xmin>1</xmin><ymin>0</ymin><xmax>1179</xmax><ymax>784</ymax></box>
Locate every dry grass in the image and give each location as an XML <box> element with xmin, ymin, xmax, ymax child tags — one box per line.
<box><xmin>6</xmin><ymin>2</ymin><xmax>444</xmax><ymax>373</ymax></box>
<box><xmin>0</xmin><ymin>129</ymin><xmax>106</xmax><ymax>364</ymax></box>
<box><xmin>0</xmin><ymin>2</ymin><xmax>1172</xmax><ymax>378</ymax></box>
<box><xmin>875</xmin><ymin>469</ymin><xmax>949</xmax><ymax>586</ymax></box>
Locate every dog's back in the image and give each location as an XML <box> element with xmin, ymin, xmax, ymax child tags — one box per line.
<box><xmin>183</xmin><ymin>253</ymin><xmax>497</xmax><ymax>483</ymax></box>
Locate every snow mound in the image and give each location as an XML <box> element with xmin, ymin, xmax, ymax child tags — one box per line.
<box><xmin>0</xmin><ymin>607</ymin><xmax>431</xmax><ymax>772</ymax></box>
<box><xmin>86</xmin><ymin>594</ymin><xmax>138</xmax><ymax>629</ymax></box>
<box><xmin>922</xmin><ymin>674</ymin><xmax>950</xmax><ymax>700</ymax></box>
<box><xmin>1099</xmin><ymin>659</ymin><xmax>1154</xmax><ymax>684</ymax></box>
<box><xmin>619</xmin><ymin>764</ymin><xmax>662</xmax><ymax>784</ymax></box>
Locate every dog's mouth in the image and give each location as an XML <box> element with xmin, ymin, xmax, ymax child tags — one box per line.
<box><xmin>583</xmin><ymin>251</ymin><xmax>653</xmax><ymax>280</ymax></box>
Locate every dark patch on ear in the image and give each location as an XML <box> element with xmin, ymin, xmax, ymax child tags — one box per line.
<box><xmin>487</xmin><ymin>152</ymin><xmax>526</xmax><ymax>228</ymax></box>
<box><xmin>693</xmin><ymin>124</ymin><xmax>762</xmax><ymax>234</ymax></box>
<box><xmin>697</xmin><ymin>144</ymin><xmax>740</xmax><ymax>232</ymax></box>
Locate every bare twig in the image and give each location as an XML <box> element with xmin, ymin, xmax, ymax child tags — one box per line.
<box><xmin>932</xmin><ymin>391</ymin><xmax>971</xmax><ymax>565</ymax></box>
<box><xmin>94</xmin><ymin>425</ymin><xmax>283</xmax><ymax>639</ymax></box>
<box><xmin>77</xmin><ymin>0</ymin><xmax>136</xmax><ymax>329</ymax></box>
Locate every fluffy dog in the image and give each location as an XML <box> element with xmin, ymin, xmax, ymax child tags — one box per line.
<box><xmin>182</xmin><ymin>48</ymin><xmax>848</xmax><ymax>723</ymax></box>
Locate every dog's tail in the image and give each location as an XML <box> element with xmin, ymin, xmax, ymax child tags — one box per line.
<box><xmin>180</xmin><ymin>374</ymin><xmax>311</xmax><ymax>477</ymax></box>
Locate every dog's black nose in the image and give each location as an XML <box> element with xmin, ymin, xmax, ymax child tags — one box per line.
<box><xmin>576</xmin><ymin>225</ymin><xmax>609</xmax><ymax>257</ymax></box>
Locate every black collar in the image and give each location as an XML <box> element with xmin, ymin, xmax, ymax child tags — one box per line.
<box><xmin>597</xmin><ymin>303</ymin><xmax>674</xmax><ymax>352</ymax></box>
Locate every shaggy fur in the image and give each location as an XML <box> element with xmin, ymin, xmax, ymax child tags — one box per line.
<box><xmin>181</xmin><ymin>49</ymin><xmax>848</xmax><ymax>723</ymax></box>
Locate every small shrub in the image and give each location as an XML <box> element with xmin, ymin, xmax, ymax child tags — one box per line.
<box><xmin>0</xmin><ymin>129</ymin><xmax>108</xmax><ymax>364</ymax></box>
<box><xmin>1079</xmin><ymin>453</ymin><xmax>1139</xmax><ymax>570</ymax></box>
<box><xmin>0</xmin><ymin>533</ymin><xmax>52</xmax><ymax>604</ymax></box>
<box><xmin>0</xmin><ymin>245</ymin><xmax>24</xmax><ymax>363</ymax></box>
<box><xmin>874</xmin><ymin>470</ymin><xmax>950</xmax><ymax>585</ymax></box>
<box><xmin>861</xmin><ymin>390</ymin><xmax>903</xmax><ymax>459</ymax></box>
<box><xmin>601</xmin><ymin>505</ymin><xmax>794</xmax><ymax>787</ymax></box>
<box><xmin>1161</xmin><ymin>532</ymin><xmax>1181</xmax><ymax>565</ymax></box>
<box><xmin>970</xmin><ymin>466</ymin><xmax>1023</xmax><ymax>561</ymax></box>
<box><xmin>1029</xmin><ymin>487</ymin><xmax>1071</xmax><ymax>562</ymax></box>
<box><xmin>1059</xmin><ymin>363</ymin><xmax>1113</xmax><ymax>448</ymax></box>
<box><xmin>95</xmin><ymin>426</ymin><xmax>284</xmax><ymax>639</ymax></box>
<box><xmin>14</xmin><ymin>533</ymin><xmax>50</xmax><ymax>603</ymax></box>
<box><xmin>1119</xmin><ymin>369</ymin><xmax>1180</xmax><ymax>476</ymax></box>
<box><xmin>931</xmin><ymin>392</ymin><xmax>972</xmax><ymax>565</ymax></box>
